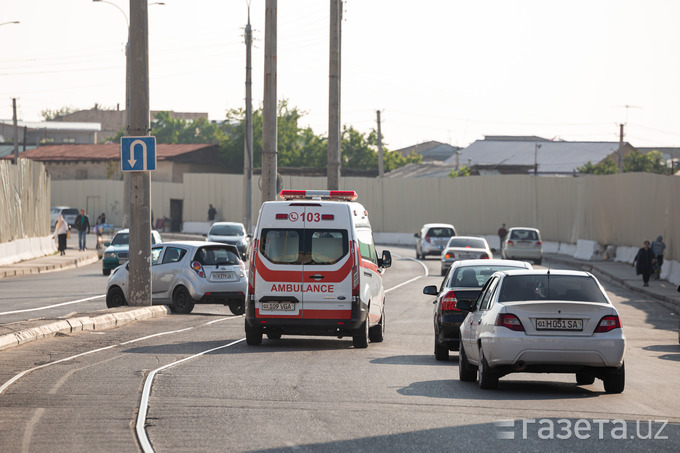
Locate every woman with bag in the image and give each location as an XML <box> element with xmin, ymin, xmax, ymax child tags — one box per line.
<box><xmin>53</xmin><ymin>214</ymin><xmax>69</xmax><ymax>255</ymax></box>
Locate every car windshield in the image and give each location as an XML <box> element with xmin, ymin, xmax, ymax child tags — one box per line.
<box><xmin>451</xmin><ymin>265</ymin><xmax>525</xmax><ymax>288</ymax></box>
<box><xmin>510</xmin><ymin>229</ymin><xmax>539</xmax><ymax>240</ymax></box>
<box><xmin>63</xmin><ymin>209</ymin><xmax>79</xmax><ymax>216</ymax></box>
<box><xmin>427</xmin><ymin>227</ymin><xmax>454</xmax><ymax>237</ymax></box>
<box><xmin>209</xmin><ymin>224</ymin><xmax>244</xmax><ymax>236</ymax></box>
<box><xmin>447</xmin><ymin>237</ymin><xmax>486</xmax><ymax>248</ymax></box>
<box><xmin>111</xmin><ymin>233</ymin><xmax>129</xmax><ymax>246</ymax></box>
<box><xmin>498</xmin><ymin>275</ymin><xmax>608</xmax><ymax>303</ymax></box>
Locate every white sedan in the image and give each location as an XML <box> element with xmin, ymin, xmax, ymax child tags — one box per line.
<box><xmin>457</xmin><ymin>269</ymin><xmax>626</xmax><ymax>393</ymax></box>
<box><xmin>440</xmin><ymin>236</ymin><xmax>493</xmax><ymax>276</ymax></box>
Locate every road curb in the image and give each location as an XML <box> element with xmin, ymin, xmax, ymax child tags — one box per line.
<box><xmin>0</xmin><ymin>305</ymin><xmax>170</xmax><ymax>352</ymax></box>
<box><xmin>0</xmin><ymin>253</ymin><xmax>100</xmax><ymax>279</ymax></box>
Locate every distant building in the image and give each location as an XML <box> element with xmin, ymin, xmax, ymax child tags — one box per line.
<box><xmin>385</xmin><ymin>136</ymin><xmax>638</xmax><ymax>178</ymax></box>
<box><xmin>54</xmin><ymin>106</ymin><xmax>209</xmax><ymax>143</ymax></box>
<box><xmin>0</xmin><ymin>120</ymin><xmax>101</xmax><ymax>145</ymax></box>
<box><xmin>10</xmin><ymin>143</ymin><xmax>228</xmax><ymax>182</ymax></box>
<box><xmin>393</xmin><ymin>140</ymin><xmax>460</xmax><ymax>162</ymax></box>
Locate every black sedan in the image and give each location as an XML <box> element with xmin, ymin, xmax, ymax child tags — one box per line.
<box><xmin>424</xmin><ymin>259</ymin><xmax>533</xmax><ymax>361</ymax></box>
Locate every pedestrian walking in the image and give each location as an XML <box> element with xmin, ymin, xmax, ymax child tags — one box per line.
<box><xmin>633</xmin><ymin>240</ymin><xmax>655</xmax><ymax>287</ymax></box>
<box><xmin>208</xmin><ymin>204</ymin><xmax>217</xmax><ymax>222</ymax></box>
<box><xmin>651</xmin><ymin>235</ymin><xmax>666</xmax><ymax>279</ymax></box>
<box><xmin>52</xmin><ymin>214</ymin><xmax>69</xmax><ymax>255</ymax></box>
<box><xmin>498</xmin><ymin>223</ymin><xmax>508</xmax><ymax>253</ymax></box>
<box><xmin>74</xmin><ymin>209</ymin><xmax>91</xmax><ymax>251</ymax></box>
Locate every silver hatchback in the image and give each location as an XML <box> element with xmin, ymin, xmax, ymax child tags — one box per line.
<box><xmin>106</xmin><ymin>241</ymin><xmax>247</xmax><ymax>315</ymax></box>
<box><xmin>415</xmin><ymin>223</ymin><xmax>456</xmax><ymax>259</ymax></box>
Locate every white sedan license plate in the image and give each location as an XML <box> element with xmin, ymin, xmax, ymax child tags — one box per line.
<box><xmin>536</xmin><ymin>318</ymin><xmax>583</xmax><ymax>330</ymax></box>
<box><xmin>211</xmin><ymin>271</ymin><xmax>235</xmax><ymax>280</ymax></box>
<box><xmin>261</xmin><ymin>302</ymin><xmax>295</xmax><ymax>311</ymax></box>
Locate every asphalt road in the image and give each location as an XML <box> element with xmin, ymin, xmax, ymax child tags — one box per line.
<box><xmin>0</xmin><ymin>246</ymin><xmax>678</xmax><ymax>452</ymax></box>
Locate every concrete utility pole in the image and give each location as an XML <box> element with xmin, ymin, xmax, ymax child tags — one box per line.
<box><xmin>327</xmin><ymin>0</ymin><xmax>342</xmax><ymax>189</ymax></box>
<box><xmin>244</xmin><ymin>4</ymin><xmax>254</xmax><ymax>233</ymax></box>
<box><xmin>261</xmin><ymin>0</ymin><xmax>278</xmax><ymax>203</ymax></box>
<box><xmin>12</xmin><ymin>98</ymin><xmax>18</xmax><ymax>164</ymax></box>
<box><xmin>618</xmin><ymin>123</ymin><xmax>624</xmax><ymax>173</ymax></box>
<box><xmin>127</xmin><ymin>0</ymin><xmax>152</xmax><ymax>306</ymax></box>
<box><xmin>376</xmin><ymin>110</ymin><xmax>384</xmax><ymax>177</ymax></box>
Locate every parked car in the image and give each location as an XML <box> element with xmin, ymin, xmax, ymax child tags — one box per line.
<box><xmin>423</xmin><ymin>259</ymin><xmax>533</xmax><ymax>361</ymax></box>
<box><xmin>206</xmin><ymin>222</ymin><xmax>251</xmax><ymax>260</ymax></box>
<box><xmin>440</xmin><ymin>236</ymin><xmax>493</xmax><ymax>276</ymax></box>
<box><xmin>102</xmin><ymin>229</ymin><xmax>163</xmax><ymax>276</ymax></box>
<box><xmin>502</xmin><ymin>227</ymin><xmax>543</xmax><ymax>265</ymax></box>
<box><xmin>50</xmin><ymin>206</ymin><xmax>79</xmax><ymax>229</ymax></box>
<box><xmin>414</xmin><ymin>223</ymin><xmax>456</xmax><ymax>259</ymax></box>
<box><xmin>106</xmin><ymin>241</ymin><xmax>247</xmax><ymax>315</ymax></box>
<box><xmin>456</xmin><ymin>269</ymin><xmax>626</xmax><ymax>393</ymax></box>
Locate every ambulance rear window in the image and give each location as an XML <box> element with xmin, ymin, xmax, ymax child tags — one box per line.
<box><xmin>260</xmin><ymin>229</ymin><xmax>348</xmax><ymax>265</ymax></box>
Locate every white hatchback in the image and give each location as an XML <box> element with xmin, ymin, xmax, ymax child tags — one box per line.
<box><xmin>457</xmin><ymin>269</ymin><xmax>626</xmax><ymax>393</ymax></box>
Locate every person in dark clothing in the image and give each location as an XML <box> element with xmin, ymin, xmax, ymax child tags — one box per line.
<box><xmin>208</xmin><ymin>204</ymin><xmax>217</xmax><ymax>221</ymax></box>
<box><xmin>633</xmin><ymin>240</ymin><xmax>655</xmax><ymax>287</ymax></box>
<box><xmin>651</xmin><ymin>235</ymin><xmax>666</xmax><ymax>279</ymax></box>
<box><xmin>74</xmin><ymin>209</ymin><xmax>91</xmax><ymax>251</ymax></box>
<box><xmin>498</xmin><ymin>223</ymin><xmax>508</xmax><ymax>252</ymax></box>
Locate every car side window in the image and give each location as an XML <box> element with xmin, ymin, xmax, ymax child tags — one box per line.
<box><xmin>151</xmin><ymin>247</ymin><xmax>163</xmax><ymax>265</ymax></box>
<box><xmin>161</xmin><ymin>247</ymin><xmax>186</xmax><ymax>264</ymax></box>
<box><xmin>479</xmin><ymin>277</ymin><xmax>499</xmax><ymax>311</ymax></box>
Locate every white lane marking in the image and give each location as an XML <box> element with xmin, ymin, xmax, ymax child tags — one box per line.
<box><xmin>385</xmin><ymin>255</ymin><xmax>429</xmax><ymax>294</ymax></box>
<box><xmin>0</xmin><ymin>317</ymin><xmax>238</xmax><ymax>395</ymax></box>
<box><xmin>0</xmin><ymin>295</ymin><xmax>106</xmax><ymax>316</ymax></box>
<box><xmin>136</xmin><ymin>338</ymin><xmax>246</xmax><ymax>453</ymax></box>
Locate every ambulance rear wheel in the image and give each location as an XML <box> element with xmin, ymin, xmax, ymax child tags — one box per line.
<box><xmin>353</xmin><ymin>314</ymin><xmax>369</xmax><ymax>349</ymax></box>
<box><xmin>245</xmin><ymin>321</ymin><xmax>263</xmax><ymax>345</ymax></box>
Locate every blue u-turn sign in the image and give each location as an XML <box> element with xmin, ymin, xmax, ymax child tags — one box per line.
<box><xmin>121</xmin><ymin>136</ymin><xmax>157</xmax><ymax>171</ymax></box>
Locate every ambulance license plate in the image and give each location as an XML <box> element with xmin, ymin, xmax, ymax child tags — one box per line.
<box><xmin>261</xmin><ymin>302</ymin><xmax>295</xmax><ymax>311</ymax></box>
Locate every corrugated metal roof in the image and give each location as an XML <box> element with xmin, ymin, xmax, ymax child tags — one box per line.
<box><xmin>0</xmin><ymin>120</ymin><xmax>101</xmax><ymax>131</ymax></box>
<box><xmin>444</xmin><ymin>139</ymin><xmax>624</xmax><ymax>174</ymax></box>
<box><xmin>10</xmin><ymin>143</ymin><xmax>219</xmax><ymax>161</ymax></box>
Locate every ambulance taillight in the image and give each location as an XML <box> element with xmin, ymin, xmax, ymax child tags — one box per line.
<box><xmin>248</xmin><ymin>239</ymin><xmax>258</xmax><ymax>298</ymax></box>
<box><xmin>351</xmin><ymin>240</ymin><xmax>360</xmax><ymax>298</ymax></box>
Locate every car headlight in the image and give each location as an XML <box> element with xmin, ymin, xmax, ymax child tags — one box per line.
<box><xmin>105</xmin><ymin>251</ymin><xmax>117</xmax><ymax>259</ymax></box>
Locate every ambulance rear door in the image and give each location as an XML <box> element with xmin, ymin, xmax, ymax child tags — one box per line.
<box><xmin>300</xmin><ymin>202</ymin><xmax>354</xmax><ymax>321</ymax></box>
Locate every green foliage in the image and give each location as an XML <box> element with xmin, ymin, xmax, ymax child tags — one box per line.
<box><xmin>449</xmin><ymin>166</ymin><xmax>471</xmax><ymax>178</ymax></box>
<box><xmin>41</xmin><ymin>106</ymin><xmax>76</xmax><ymax>121</ymax></box>
<box><xmin>151</xmin><ymin>111</ymin><xmax>223</xmax><ymax>144</ymax></box>
<box><xmin>623</xmin><ymin>150</ymin><xmax>668</xmax><ymax>174</ymax></box>
<box><xmin>576</xmin><ymin>158</ymin><xmax>618</xmax><ymax>175</ymax></box>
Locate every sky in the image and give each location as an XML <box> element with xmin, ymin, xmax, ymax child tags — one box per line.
<box><xmin>2</xmin><ymin>0</ymin><xmax>680</xmax><ymax>150</ymax></box>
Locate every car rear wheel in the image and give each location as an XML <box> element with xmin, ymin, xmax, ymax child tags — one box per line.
<box><xmin>458</xmin><ymin>344</ymin><xmax>477</xmax><ymax>381</ymax></box>
<box><xmin>576</xmin><ymin>372</ymin><xmax>595</xmax><ymax>385</ymax></box>
<box><xmin>171</xmin><ymin>287</ymin><xmax>195</xmax><ymax>314</ymax></box>
<box><xmin>245</xmin><ymin>321</ymin><xmax>263</xmax><ymax>345</ymax></box>
<box><xmin>434</xmin><ymin>336</ymin><xmax>449</xmax><ymax>361</ymax></box>
<box><xmin>102</xmin><ymin>268</ymin><xmax>111</xmax><ymax>276</ymax></box>
<box><xmin>603</xmin><ymin>363</ymin><xmax>625</xmax><ymax>394</ymax></box>
<box><xmin>353</xmin><ymin>314</ymin><xmax>370</xmax><ymax>349</ymax></box>
<box><xmin>478</xmin><ymin>347</ymin><xmax>499</xmax><ymax>389</ymax></box>
<box><xmin>229</xmin><ymin>300</ymin><xmax>245</xmax><ymax>315</ymax></box>
<box><xmin>369</xmin><ymin>306</ymin><xmax>385</xmax><ymax>343</ymax></box>
<box><xmin>106</xmin><ymin>286</ymin><xmax>126</xmax><ymax>308</ymax></box>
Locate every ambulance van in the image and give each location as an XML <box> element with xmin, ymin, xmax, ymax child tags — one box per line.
<box><xmin>245</xmin><ymin>190</ymin><xmax>392</xmax><ymax>348</ymax></box>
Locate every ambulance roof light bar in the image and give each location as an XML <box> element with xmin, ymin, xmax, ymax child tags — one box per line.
<box><xmin>279</xmin><ymin>190</ymin><xmax>358</xmax><ymax>201</ymax></box>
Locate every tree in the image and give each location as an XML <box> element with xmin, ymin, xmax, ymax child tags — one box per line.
<box><xmin>449</xmin><ymin>166</ymin><xmax>471</xmax><ymax>178</ymax></box>
<box><xmin>151</xmin><ymin>111</ymin><xmax>222</xmax><ymax>144</ymax></box>
<box><xmin>623</xmin><ymin>150</ymin><xmax>668</xmax><ymax>174</ymax></box>
<box><xmin>576</xmin><ymin>158</ymin><xmax>618</xmax><ymax>175</ymax></box>
<box><xmin>41</xmin><ymin>106</ymin><xmax>76</xmax><ymax>121</ymax></box>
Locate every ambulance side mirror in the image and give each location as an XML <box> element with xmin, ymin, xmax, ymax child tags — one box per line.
<box><xmin>378</xmin><ymin>250</ymin><xmax>392</xmax><ymax>269</ymax></box>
